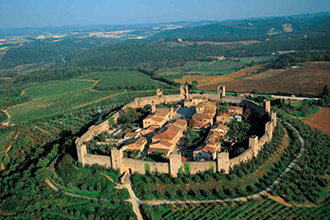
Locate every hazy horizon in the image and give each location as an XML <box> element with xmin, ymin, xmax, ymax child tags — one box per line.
<box><xmin>1</xmin><ymin>0</ymin><xmax>330</xmax><ymax>28</ymax></box>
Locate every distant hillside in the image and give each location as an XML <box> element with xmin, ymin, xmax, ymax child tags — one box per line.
<box><xmin>151</xmin><ymin>14</ymin><xmax>330</xmax><ymax>41</ymax></box>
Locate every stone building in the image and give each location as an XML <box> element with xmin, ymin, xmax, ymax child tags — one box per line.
<box><xmin>143</xmin><ymin>107</ymin><xmax>174</xmax><ymax>128</ymax></box>
<box><xmin>192</xmin><ymin>101</ymin><xmax>217</xmax><ymax>128</ymax></box>
<box><xmin>227</xmin><ymin>106</ymin><xmax>243</xmax><ymax>115</ymax></box>
<box><xmin>193</xmin><ymin>130</ymin><xmax>222</xmax><ymax>161</ymax></box>
<box><xmin>216</xmin><ymin>113</ymin><xmax>231</xmax><ymax>124</ymax></box>
<box><xmin>148</xmin><ymin>119</ymin><xmax>187</xmax><ymax>156</ymax></box>
<box><xmin>211</xmin><ymin>123</ymin><xmax>229</xmax><ymax>135</ymax></box>
<box><xmin>122</xmin><ymin>137</ymin><xmax>147</xmax><ymax>152</ymax></box>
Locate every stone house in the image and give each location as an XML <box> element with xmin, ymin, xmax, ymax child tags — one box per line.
<box><xmin>143</xmin><ymin>107</ymin><xmax>174</xmax><ymax>128</ymax></box>
<box><xmin>184</xmin><ymin>95</ymin><xmax>207</xmax><ymax>107</ymax></box>
<box><xmin>148</xmin><ymin>119</ymin><xmax>187</xmax><ymax>156</ymax></box>
<box><xmin>192</xmin><ymin>101</ymin><xmax>216</xmax><ymax>128</ymax></box>
<box><xmin>216</xmin><ymin>113</ymin><xmax>231</xmax><ymax>124</ymax></box>
<box><xmin>122</xmin><ymin>137</ymin><xmax>147</xmax><ymax>152</ymax></box>
<box><xmin>193</xmin><ymin>131</ymin><xmax>221</xmax><ymax>161</ymax></box>
<box><xmin>124</xmin><ymin>132</ymin><xmax>140</xmax><ymax>139</ymax></box>
<box><xmin>172</xmin><ymin>119</ymin><xmax>188</xmax><ymax>130</ymax></box>
<box><xmin>227</xmin><ymin>106</ymin><xmax>243</xmax><ymax>115</ymax></box>
<box><xmin>211</xmin><ymin>123</ymin><xmax>229</xmax><ymax>136</ymax></box>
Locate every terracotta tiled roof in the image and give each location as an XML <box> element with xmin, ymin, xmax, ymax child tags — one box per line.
<box><xmin>221</xmin><ymin>113</ymin><xmax>230</xmax><ymax>118</ymax></box>
<box><xmin>153</xmin><ymin>125</ymin><xmax>181</xmax><ymax>140</ymax></box>
<box><xmin>193</xmin><ymin>113</ymin><xmax>214</xmax><ymax>120</ymax></box>
<box><xmin>155</xmin><ymin>108</ymin><xmax>171</xmax><ymax>117</ymax></box>
<box><xmin>173</xmin><ymin>119</ymin><xmax>187</xmax><ymax>128</ymax></box>
<box><xmin>150</xmin><ymin>140</ymin><xmax>173</xmax><ymax>148</ymax></box>
<box><xmin>124</xmin><ymin>132</ymin><xmax>138</xmax><ymax>139</ymax></box>
<box><xmin>135</xmin><ymin>137</ymin><xmax>147</xmax><ymax>145</ymax></box>
<box><xmin>216</xmin><ymin>123</ymin><xmax>229</xmax><ymax>130</ymax></box>
<box><xmin>228</xmin><ymin>106</ymin><xmax>243</xmax><ymax>111</ymax></box>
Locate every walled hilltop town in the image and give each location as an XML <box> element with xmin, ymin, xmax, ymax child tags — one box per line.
<box><xmin>75</xmin><ymin>85</ymin><xmax>277</xmax><ymax>177</ymax></box>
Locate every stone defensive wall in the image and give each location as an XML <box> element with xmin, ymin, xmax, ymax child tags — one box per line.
<box><xmin>75</xmin><ymin>88</ymin><xmax>277</xmax><ymax>176</ymax></box>
<box><xmin>123</xmin><ymin>158</ymin><xmax>169</xmax><ymax>174</ymax></box>
<box><xmin>185</xmin><ymin>161</ymin><xmax>216</xmax><ymax>174</ymax></box>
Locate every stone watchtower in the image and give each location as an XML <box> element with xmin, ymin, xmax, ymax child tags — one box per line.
<box><xmin>217</xmin><ymin>86</ymin><xmax>226</xmax><ymax>99</ymax></box>
<box><xmin>180</xmin><ymin>85</ymin><xmax>189</xmax><ymax>100</ymax></box>
<box><xmin>265</xmin><ymin>122</ymin><xmax>273</xmax><ymax>143</ymax></box>
<box><xmin>156</xmin><ymin>88</ymin><xmax>163</xmax><ymax>96</ymax></box>
<box><xmin>169</xmin><ymin>151</ymin><xmax>182</xmax><ymax>177</ymax></box>
<box><xmin>111</xmin><ymin>148</ymin><xmax>124</xmax><ymax>173</ymax></box>
<box><xmin>271</xmin><ymin>111</ymin><xmax>277</xmax><ymax>127</ymax></box>
<box><xmin>263</xmin><ymin>100</ymin><xmax>271</xmax><ymax>115</ymax></box>
<box><xmin>76</xmin><ymin>143</ymin><xmax>87</xmax><ymax>166</ymax></box>
<box><xmin>217</xmin><ymin>151</ymin><xmax>230</xmax><ymax>174</ymax></box>
<box><xmin>249</xmin><ymin>135</ymin><xmax>259</xmax><ymax>157</ymax></box>
<box><xmin>151</xmin><ymin>101</ymin><xmax>156</xmax><ymax>114</ymax></box>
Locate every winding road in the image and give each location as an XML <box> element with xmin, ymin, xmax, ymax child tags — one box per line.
<box><xmin>45</xmin><ymin>122</ymin><xmax>305</xmax><ymax>220</ymax></box>
<box><xmin>142</xmin><ymin>122</ymin><xmax>305</xmax><ymax>206</ymax></box>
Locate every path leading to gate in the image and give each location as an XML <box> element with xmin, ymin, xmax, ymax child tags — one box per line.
<box><xmin>142</xmin><ymin>122</ymin><xmax>305</xmax><ymax>206</ymax></box>
<box><xmin>121</xmin><ymin>174</ymin><xmax>143</xmax><ymax>220</ymax></box>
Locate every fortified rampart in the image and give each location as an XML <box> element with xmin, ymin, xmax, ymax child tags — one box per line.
<box><xmin>185</xmin><ymin>161</ymin><xmax>216</xmax><ymax>174</ymax></box>
<box><xmin>75</xmin><ymin>87</ymin><xmax>277</xmax><ymax>176</ymax></box>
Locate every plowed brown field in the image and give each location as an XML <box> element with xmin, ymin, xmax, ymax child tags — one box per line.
<box><xmin>196</xmin><ymin>62</ymin><xmax>330</xmax><ymax>95</ymax></box>
<box><xmin>175</xmin><ymin>65</ymin><xmax>263</xmax><ymax>87</ymax></box>
<box><xmin>305</xmin><ymin>107</ymin><xmax>330</xmax><ymax>135</ymax></box>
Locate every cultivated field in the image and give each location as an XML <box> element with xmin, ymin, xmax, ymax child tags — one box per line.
<box><xmin>198</xmin><ymin>62</ymin><xmax>330</xmax><ymax>95</ymax></box>
<box><xmin>160</xmin><ymin>56</ymin><xmax>274</xmax><ymax>76</ymax></box>
<box><xmin>81</xmin><ymin>70</ymin><xmax>171</xmax><ymax>90</ymax></box>
<box><xmin>24</xmin><ymin>80</ymin><xmax>95</xmax><ymax>98</ymax></box>
<box><xmin>6</xmin><ymin>70</ymin><xmax>165</xmax><ymax>124</ymax></box>
<box><xmin>175</xmin><ymin>65</ymin><xmax>263</xmax><ymax>86</ymax></box>
<box><xmin>305</xmin><ymin>107</ymin><xmax>330</xmax><ymax>135</ymax></box>
<box><xmin>142</xmin><ymin>198</ymin><xmax>330</xmax><ymax>220</ymax></box>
